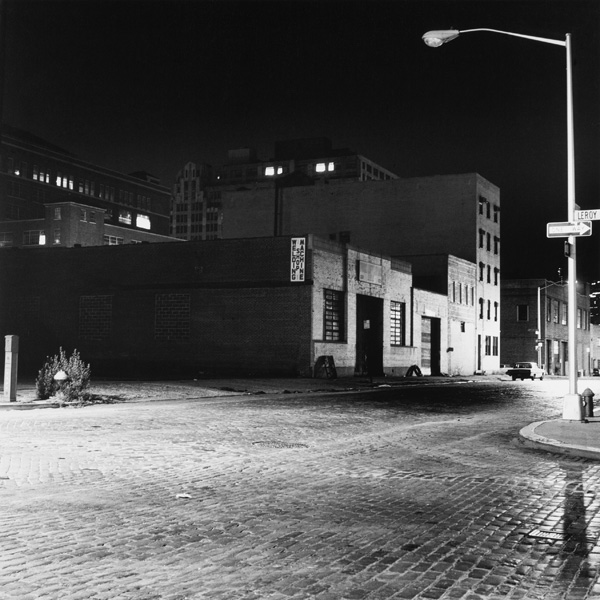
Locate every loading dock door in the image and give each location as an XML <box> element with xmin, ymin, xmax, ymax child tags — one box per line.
<box><xmin>421</xmin><ymin>317</ymin><xmax>441</xmax><ymax>375</ymax></box>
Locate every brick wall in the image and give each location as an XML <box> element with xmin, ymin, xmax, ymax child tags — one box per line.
<box><xmin>0</xmin><ymin>237</ymin><xmax>314</xmax><ymax>377</ymax></box>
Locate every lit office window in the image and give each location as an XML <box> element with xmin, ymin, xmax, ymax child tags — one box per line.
<box><xmin>118</xmin><ymin>210</ymin><xmax>132</xmax><ymax>225</ymax></box>
<box><xmin>316</xmin><ymin>163</ymin><xmax>326</xmax><ymax>173</ymax></box>
<box><xmin>136</xmin><ymin>214</ymin><xmax>151</xmax><ymax>230</ymax></box>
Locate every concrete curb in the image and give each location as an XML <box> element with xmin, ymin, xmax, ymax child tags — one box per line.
<box><xmin>0</xmin><ymin>401</ymin><xmax>60</xmax><ymax>411</ymax></box>
<box><xmin>518</xmin><ymin>420</ymin><xmax>600</xmax><ymax>461</ymax></box>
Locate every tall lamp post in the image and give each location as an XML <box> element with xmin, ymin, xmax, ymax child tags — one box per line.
<box><xmin>422</xmin><ymin>28</ymin><xmax>582</xmax><ymax>420</ymax></box>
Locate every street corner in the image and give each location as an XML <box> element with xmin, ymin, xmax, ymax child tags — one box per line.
<box><xmin>518</xmin><ymin>418</ymin><xmax>600</xmax><ymax>461</ymax></box>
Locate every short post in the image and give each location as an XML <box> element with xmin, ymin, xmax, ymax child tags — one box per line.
<box><xmin>4</xmin><ymin>335</ymin><xmax>19</xmax><ymax>402</ymax></box>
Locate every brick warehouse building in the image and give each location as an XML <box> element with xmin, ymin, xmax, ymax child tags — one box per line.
<box><xmin>219</xmin><ymin>172</ymin><xmax>500</xmax><ymax>373</ymax></box>
<box><xmin>0</xmin><ymin>236</ymin><xmax>448</xmax><ymax>378</ymax></box>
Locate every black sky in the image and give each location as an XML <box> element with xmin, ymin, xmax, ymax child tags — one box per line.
<box><xmin>4</xmin><ymin>0</ymin><xmax>600</xmax><ymax>280</ymax></box>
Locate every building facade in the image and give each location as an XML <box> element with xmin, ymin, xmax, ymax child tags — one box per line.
<box><xmin>0</xmin><ymin>235</ymin><xmax>451</xmax><ymax>378</ymax></box>
<box><xmin>501</xmin><ymin>278</ymin><xmax>592</xmax><ymax>375</ymax></box>
<box><xmin>0</xmin><ymin>125</ymin><xmax>173</xmax><ymax>248</ymax></box>
<box><xmin>219</xmin><ymin>172</ymin><xmax>501</xmax><ymax>373</ymax></box>
<box><xmin>215</xmin><ymin>137</ymin><xmax>398</xmax><ymax>186</ymax></box>
<box><xmin>401</xmin><ymin>254</ymin><xmax>479</xmax><ymax>375</ymax></box>
<box><xmin>169</xmin><ymin>138</ymin><xmax>398</xmax><ymax>241</ymax></box>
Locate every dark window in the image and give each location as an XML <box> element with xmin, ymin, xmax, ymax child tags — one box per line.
<box><xmin>517</xmin><ymin>304</ymin><xmax>529</xmax><ymax>321</ymax></box>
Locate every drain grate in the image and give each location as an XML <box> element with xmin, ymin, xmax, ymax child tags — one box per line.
<box><xmin>528</xmin><ymin>528</ymin><xmax>564</xmax><ymax>541</ymax></box>
<box><xmin>252</xmin><ymin>441</ymin><xmax>309</xmax><ymax>449</ymax></box>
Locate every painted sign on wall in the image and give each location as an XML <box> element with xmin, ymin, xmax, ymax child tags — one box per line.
<box><xmin>290</xmin><ymin>237</ymin><xmax>306</xmax><ymax>282</ymax></box>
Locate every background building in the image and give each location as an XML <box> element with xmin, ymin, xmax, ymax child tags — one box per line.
<box><xmin>216</xmin><ymin>137</ymin><xmax>398</xmax><ymax>186</ymax></box>
<box><xmin>400</xmin><ymin>254</ymin><xmax>478</xmax><ymax>376</ymax></box>
<box><xmin>169</xmin><ymin>138</ymin><xmax>398</xmax><ymax>241</ymax></box>
<box><xmin>219</xmin><ymin>172</ymin><xmax>500</xmax><ymax>373</ymax></box>
<box><xmin>501</xmin><ymin>278</ymin><xmax>592</xmax><ymax>375</ymax></box>
<box><xmin>0</xmin><ymin>125</ymin><xmax>174</xmax><ymax>248</ymax></box>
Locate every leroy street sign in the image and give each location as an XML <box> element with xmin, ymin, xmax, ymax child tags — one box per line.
<box><xmin>546</xmin><ymin>221</ymin><xmax>592</xmax><ymax>238</ymax></box>
<box><xmin>575</xmin><ymin>209</ymin><xmax>600</xmax><ymax>221</ymax></box>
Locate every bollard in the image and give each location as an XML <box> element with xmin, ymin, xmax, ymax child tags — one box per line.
<box><xmin>4</xmin><ymin>335</ymin><xmax>19</xmax><ymax>402</ymax></box>
<box><xmin>582</xmin><ymin>388</ymin><xmax>595</xmax><ymax>418</ymax></box>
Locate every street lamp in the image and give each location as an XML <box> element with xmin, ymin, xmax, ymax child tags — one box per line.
<box><xmin>423</xmin><ymin>27</ymin><xmax>582</xmax><ymax>420</ymax></box>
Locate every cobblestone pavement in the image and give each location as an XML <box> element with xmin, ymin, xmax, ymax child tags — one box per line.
<box><xmin>2</xmin><ymin>380</ymin><xmax>600</xmax><ymax>600</ymax></box>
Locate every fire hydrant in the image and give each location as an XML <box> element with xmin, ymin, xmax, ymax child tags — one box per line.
<box><xmin>582</xmin><ymin>388</ymin><xmax>595</xmax><ymax>418</ymax></box>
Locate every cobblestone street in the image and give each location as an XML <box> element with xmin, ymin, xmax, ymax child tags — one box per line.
<box><xmin>2</xmin><ymin>380</ymin><xmax>600</xmax><ymax>600</ymax></box>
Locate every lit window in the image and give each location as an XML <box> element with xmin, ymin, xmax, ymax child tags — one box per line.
<box><xmin>328</xmin><ymin>162</ymin><xmax>335</xmax><ymax>172</ymax></box>
<box><xmin>118</xmin><ymin>210</ymin><xmax>132</xmax><ymax>225</ymax></box>
<box><xmin>316</xmin><ymin>163</ymin><xmax>326</xmax><ymax>173</ymax></box>
<box><xmin>265</xmin><ymin>166</ymin><xmax>275</xmax><ymax>176</ymax></box>
<box><xmin>0</xmin><ymin>232</ymin><xmax>13</xmax><ymax>247</ymax></box>
<box><xmin>54</xmin><ymin>229</ymin><xmax>61</xmax><ymax>244</ymax></box>
<box><xmin>136</xmin><ymin>214</ymin><xmax>151</xmax><ymax>230</ymax></box>
<box><xmin>39</xmin><ymin>231</ymin><xmax>46</xmax><ymax>245</ymax></box>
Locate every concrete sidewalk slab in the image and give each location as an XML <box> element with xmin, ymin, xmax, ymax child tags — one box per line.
<box><xmin>519</xmin><ymin>417</ymin><xmax>600</xmax><ymax>460</ymax></box>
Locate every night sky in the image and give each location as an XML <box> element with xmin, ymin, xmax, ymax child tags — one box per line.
<box><xmin>4</xmin><ymin>0</ymin><xmax>600</xmax><ymax>281</ymax></box>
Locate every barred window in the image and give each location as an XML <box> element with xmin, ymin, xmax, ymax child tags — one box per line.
<box><xmin>324</xmin><ymin>289</ymin><xmax>344</xmax><ymax>341</ymax></box>
<box><xmin>391</xmin><ymin>301</ymin><xmax>406</xmax><ymax>346</ymax></box>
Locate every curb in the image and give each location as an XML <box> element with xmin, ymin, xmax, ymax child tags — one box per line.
<box><xmin>0</xmin><ymin>401</ymin><xmax>60</xmax><ymax>411</ymax></box>
<box><xmin>518</xmin><ymin>420</ymin><xmax>600</xmax><ymax>461</ymax></box>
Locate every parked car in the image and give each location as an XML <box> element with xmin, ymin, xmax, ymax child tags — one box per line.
<box><xmin>506</xmin><ymin>362</ymin><xmax>545</xmax><ymax>381</ymax></box>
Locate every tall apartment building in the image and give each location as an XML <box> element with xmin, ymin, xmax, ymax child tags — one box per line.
<box><xmin>0</xmin><ymin>125</ymin><xmax>174</xmax><ymax>248</ymax></box>
<box><xmin>219</xmin><ymin>172</ymin><xmax>501</xmax><ymax>373</ymax></box>
<box><xmin>170</xmin><ymin>138</ymin><xmax>398</xmax><ymax>241</ymax></box>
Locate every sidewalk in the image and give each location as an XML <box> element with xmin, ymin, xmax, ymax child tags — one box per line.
<box><xmin>519</xmin><ymin>416</ymin><xmax>600</xmax><ymax>460</ymax></box>
<box><xmin>0</xmin><ymin>373</ymin><xmax>471</xmax><ymax>409</ymax></box>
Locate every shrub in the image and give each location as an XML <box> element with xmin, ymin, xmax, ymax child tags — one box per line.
<box><xmin>35</xmin><ymin>348</ymin><xmax>91</xmax><ymax>404</ymax></box>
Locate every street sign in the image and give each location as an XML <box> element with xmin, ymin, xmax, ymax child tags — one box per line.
<box><xmin>546</xmin><ymin>221</ymin><xmax>592</xmax><ymax>238</ymax></box>
<box><xmin>575</xmin><ymin>209</ymin><xmax>600</xmax><ymax>221</ymax></box>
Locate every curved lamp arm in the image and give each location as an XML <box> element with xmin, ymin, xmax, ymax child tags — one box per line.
<box><xmin>422</xmin><ymin>28</ymin><xmax>565</xmax><ymax>48</ymax></box>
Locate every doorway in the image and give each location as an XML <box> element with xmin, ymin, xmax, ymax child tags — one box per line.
<box><xmin>421</xmin><ymin>317</ymin><xmax>441</xmax><ymax>375</ymax></box>
<box><xmin>355</xmin><ymin>295</ymin><xmax>383</xmax><ymax>376</ymax></box>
